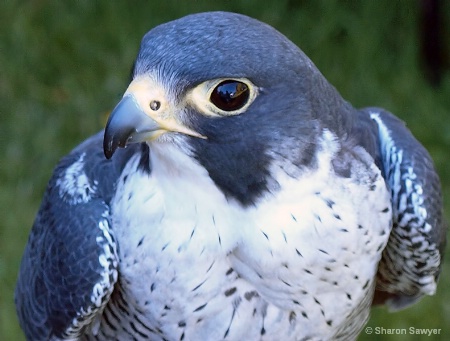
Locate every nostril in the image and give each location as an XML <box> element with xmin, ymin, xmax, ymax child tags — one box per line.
<box><xmin>150</xmin><ymin>100</ymin><xmax>161</xmax><ymax>111</ymax></box>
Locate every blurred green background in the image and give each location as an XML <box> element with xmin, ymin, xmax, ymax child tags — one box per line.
<box><xmin>1</xmin><ymin>1</ymin><xmax>449</xmax><ymax>340</ymax></box>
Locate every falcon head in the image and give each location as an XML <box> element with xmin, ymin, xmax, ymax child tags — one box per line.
<box><xmin>103</xmin><ymin>11</ymin><xmax>355</xmax><ymax>205</ymax></box>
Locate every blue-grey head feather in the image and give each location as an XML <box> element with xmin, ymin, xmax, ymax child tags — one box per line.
<box><xmin>133</xmin><ymin>12</ymin><xmax>366</xmax><ymax>205</ymax></box>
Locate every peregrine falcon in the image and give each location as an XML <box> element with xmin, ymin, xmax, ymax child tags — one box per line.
<box><xmin>15</xmin><ymin>11</ymin><xmax>446</xmax><ymax>341</ymax></box>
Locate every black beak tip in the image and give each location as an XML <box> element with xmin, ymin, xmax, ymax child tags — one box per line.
<box><xmin>103</xmin><ymin>135</ymin><xmax>116</xmax><ymax>160</ymax></box>
<box><xmin>103</xmin><ymin>127</ymin><xmax>134</xmax><ymax>159</ymax></box>
<box><xmin>102</xmin><ymin>94</ymin><xmax>150</xmax><ymax>160</ymax></box>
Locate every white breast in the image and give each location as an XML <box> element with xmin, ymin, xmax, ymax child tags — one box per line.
<box><xmin>103</xmin><ymin>134</ymin><xmax>392</xmax><ymax>341</ymax></box>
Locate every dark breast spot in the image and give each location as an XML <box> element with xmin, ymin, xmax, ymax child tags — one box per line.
<box><xmin>224</xmin><ymin>287</ymin><xmax>237</xmax><ymax>297</ymax></box>
<box><xmin>244</xmin><ymin>291</ymin><xmax>259</xmax><ymax>301</ymax></box>
<box><xmin>226</xmin><ymin>268</ymin><xmax>234</xmax><ymax>276</ymax></box>
<box><xmin>193</xmin><ymin>303</ymin><xmax>208</xmax><ymax>312</ymax></box>
<box><xmin>289</xmin><ymin>311</ymin><xmax>296</xmax><ymax>324</ymax></box>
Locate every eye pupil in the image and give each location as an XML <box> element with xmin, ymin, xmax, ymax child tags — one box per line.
<box><xmin>210</xmin><ymin>80</ymin><xmax>250</xmax><ymax>112</ymax></box>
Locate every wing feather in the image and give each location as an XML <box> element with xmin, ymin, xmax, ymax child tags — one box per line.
<box><xmin>15</xmin><ymin>132</ymin><xmax>139</xmax><ymax>339</ymax></box>
<box><xmin>368</xmin><ymin>108</ymin><xmax>446</xmax><ymax>310</ymax></box>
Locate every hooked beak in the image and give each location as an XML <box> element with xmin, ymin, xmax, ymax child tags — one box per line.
<box><xmin>103</xmin><ymin>77</ymin><xmax>205</xmax><ymax>159</ymax></box>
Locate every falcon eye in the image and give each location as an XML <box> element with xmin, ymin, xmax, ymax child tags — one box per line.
<box><xmin>210</xmin><ymin>80</ymin><xmax>250</xmax><ymax>112</ymax></box>
<box><xmin>187</xmin><ymin>77</ymin><xmax>257</xmax><ymax>117</ymax></box>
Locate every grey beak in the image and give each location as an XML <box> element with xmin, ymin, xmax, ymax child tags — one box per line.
<box><xmin>103</xmin><ymin>95</ymin><xmax>160</xmax><ymax>159</ymax></box>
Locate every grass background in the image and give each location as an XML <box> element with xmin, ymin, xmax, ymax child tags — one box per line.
<box><xmin>1</xmin><ymin>1</ymin><xmax>449</xmax><ymax>340</ymax></box>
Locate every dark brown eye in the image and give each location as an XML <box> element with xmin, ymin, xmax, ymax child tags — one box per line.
<box><xmin>210</xmin><ymin>80</ymin><xmax>250</xmax><ymax>112</ymax></box>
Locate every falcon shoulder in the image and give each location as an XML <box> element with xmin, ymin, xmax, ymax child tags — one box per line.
<box><xmin>15</xmin><ymin>132</ymin><xmax>138</xmax><ymax>340</ymax></box>
<box><xmin>367</xmin><ymin>108</ymin><xmax>447</xmax><ymax>310</ymax></box>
